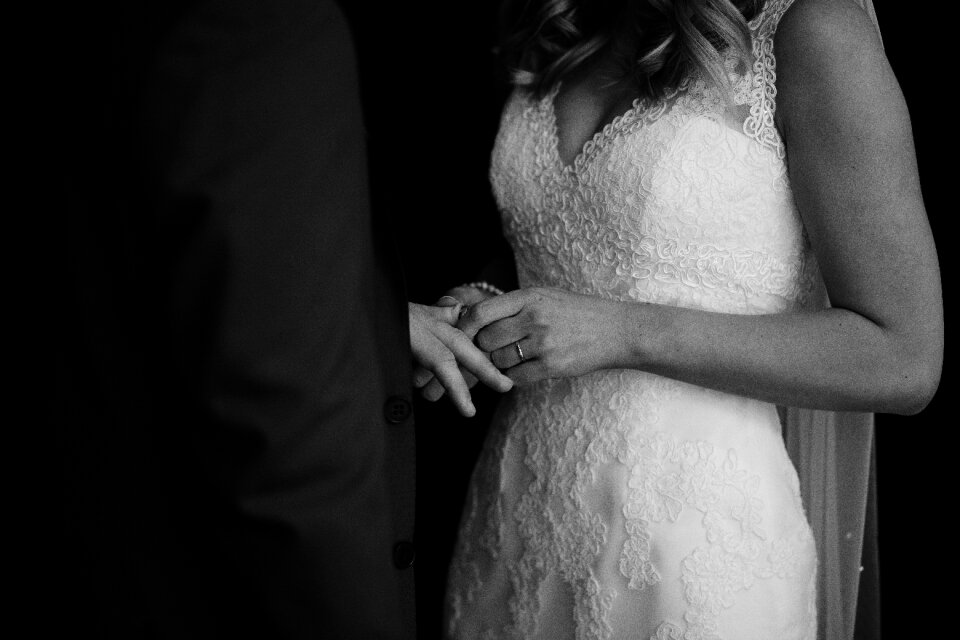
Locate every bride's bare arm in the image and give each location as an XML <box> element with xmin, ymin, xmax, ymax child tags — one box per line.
<box><xmin>458</xmin><ymin>0</ymin><xmax>943</xmax><ymax>415</ymax></box>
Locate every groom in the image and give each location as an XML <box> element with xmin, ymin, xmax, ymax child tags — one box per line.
<box><xmin>54</xmin><ymin>0</ymin><xmax>507</xmax><ymax>638</ymax></box>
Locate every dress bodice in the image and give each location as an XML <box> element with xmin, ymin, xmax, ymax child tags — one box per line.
<box><xmin>490</xmin><ymin>0</ymin><xmax>818</xmax><ymax>316</ymax></box>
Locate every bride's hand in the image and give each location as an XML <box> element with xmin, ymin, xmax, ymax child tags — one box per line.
<box><xmin>457</xmin><ymin>287</ymin><xmax>626</xmax><ymax>385</ymax></box>
<box><xmin>409</xmin><ymin>301</ymin><xmax>513</xmax><ymax>417</ymax></box>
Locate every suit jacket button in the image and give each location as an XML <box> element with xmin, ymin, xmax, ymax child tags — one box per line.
<box><xmin>393</xmin><ymin>540</ymin><xmax>416</xmax><ymax>569</ymax></box>
<box><xmin>384</xmin><ymin>396</ymin><xmax>412</xmax><ymax>424</ymax></box>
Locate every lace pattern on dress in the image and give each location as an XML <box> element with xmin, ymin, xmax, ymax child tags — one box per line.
<box><xmin>449</xmin><ymin>373</ymin><xmax>814</xmax><ymax>640</ymax></box>
<box><xmin>498</xmin><ymin>69</ymin><xmax>815</xmax><ymax>314</ymax></box>
<box><xmin>738</xmin><ymin>0</ymin><xmax>799</xmax><ymax>158</ymax></box>
<box><xmin>448</xmin><ymin>1</ymin><xmax>815</xmax><ymax>638</ymax></box>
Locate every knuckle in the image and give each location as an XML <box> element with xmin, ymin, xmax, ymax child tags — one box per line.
<box><xmin>437</xmin><ymin>306</ymin><xmax>459</xmax><ymax>324</ymax></box>
<box><xmin>467</xmin><ymin>302</ymin><xmax>487</xmax><ymax>326</ymax></box>
<box><xmin>476</xmin><ymin>328</ymin><xmax>495</xmax><ymax>352</ymax></box>
<box><xmin>530</xmin><ymin>333</ymin><xmax>546</xmax><ymax>352</ymax></box>
<box><xmin>542</xmin><ymin>334</ymin><xmax>555</xmax><ymax>353</ymax></box>
<box><xmin>433</xmin><ymin>348</ymin><xmax>457</xmax><ymax>365</ymax></box>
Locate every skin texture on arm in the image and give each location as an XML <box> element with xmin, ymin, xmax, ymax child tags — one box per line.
<box><xmin>459</xmin><ymin>0</ymin><xmax>942</xmax><ymax>415</ymax></box>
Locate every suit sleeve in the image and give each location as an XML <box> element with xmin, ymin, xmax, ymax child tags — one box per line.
<box><xmin>139</xmin><ymin>1</ymin><xmax>409</xmax><ymax>637</ymax></box>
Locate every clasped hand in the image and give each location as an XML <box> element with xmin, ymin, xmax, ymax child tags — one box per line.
<box><xmin>409</xmin><ymin>299</ymin><xmax>512</xmax><ymax>417</ymax></box>
<box><xmin>412</xmin><ymin>287</ymin><xmax>624</xmax><ymax>414</ymax></box>
<box><xmin>458</xmin><ymin>287</ymin><xmax>624</xmax><ymax>384</ymax></box>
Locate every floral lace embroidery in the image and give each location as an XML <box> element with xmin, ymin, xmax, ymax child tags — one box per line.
<box><xmin>446</xmin><ymin>421</ymin><xmax>509</xmax><ymax>630</ymax></box>
<box><xmin>447</xmin><ymin>1</ymin><xmax>815</xmax><ymax>638</ymax></box>
<box><xmin>507</xmin><ymin>373</ymin><xmax>678</xmax><ymax>639</ymax></box>
<box><xmin>739</xmin><ymin>0</ymin><xmax>800</xmax><ymax>158</ymax></box>
<box><xmin>449</xmin><ymin>373</ymin><xmax>814</xmax><ymax>639</ymax></box>
<box><xmin>639</xmin><ymin>435</ymin><xmax>811</xmax><ymax>640</ymax></box>
<box><xmin>497</xmin><ymin>68</ymin><xmax>816</xmax><ymax>314</ymax></box>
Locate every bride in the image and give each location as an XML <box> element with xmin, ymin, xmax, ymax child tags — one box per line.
<box><xmin>424</xmin><ymin>0</ymin><xmax>942</xmax><ymax>638</ymax></box>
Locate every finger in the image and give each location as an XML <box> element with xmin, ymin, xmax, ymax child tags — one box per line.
<box><xmin>446</xmin><ymin>285</ymin><xmax>487</xmax><ymax>305</ymax></box>
<box><xmin>432</xmin><ymin>302</ymin><xmax>463</xmax><ymax>327</ymax></box>
<box><xmin>457</xmin><ymin>290</ymin><xmax>528</xmax><ymax>339</ymax></box>
<box><xmin>436</xmin><ymin>295</ymin><xmax>461</xmax><ymax>307</ymax></box>
<box><xmin>463</xmin><ymin>369</ymin><xmax>479</xmax><ymax>389</ymax></box>
<box><xmin>475</xmin><ymin>315</ymin><xmax>525</xmax><ymax>353</ymax></box>
<box><xmin>412</xmin><ymin>365</ymin><xmax>435</xmax><ymax>388</ymax></box>
<box><xmin>423</xmin><ymin>365</ymin><xmax>476</xmax><ymax>396</ymax></box>
<box><xmin>505</xmin><ymin>359</ymin><xmax>547</xmax><ymax>387</ymax></box>
<box><xmin>439</xmin><ymin>326</ymin><xmax>514</xmax><ymax>392</ymax></box>
<box><xmin>421</xmin><ymin>376</ymin><xmax>446</xmax><ymax>402</ymax></box>
<box><xmin>429</xmin><ymin>358</ymin><xmax>476</xmax><ymax>417</ymax></box>
<box><xmin>490</xmin><ymin>337</ymin><xmax>531</xmax><ymax>370</ymax></box>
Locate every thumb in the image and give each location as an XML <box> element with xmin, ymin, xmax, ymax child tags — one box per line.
<box><xmin>432</xmin><ymin>301</ymin><xmax>463</xmax><ymax>326</ymax></box>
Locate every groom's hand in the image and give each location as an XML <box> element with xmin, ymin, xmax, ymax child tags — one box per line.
<box><xmin>413</xmin><ymin>294</ymin><xmax>481</xmax><ymax>394</ymax></box>
<box><xmin>409</xmin><ymin>302</ymin><xmax>513</xmax><ymax>417</ymax></box>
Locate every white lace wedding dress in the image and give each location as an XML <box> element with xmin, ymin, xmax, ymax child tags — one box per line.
<box><xmin>446</xmin><ymin>1</ymin><xmax>819</xmax><ymax>639</ymax></box>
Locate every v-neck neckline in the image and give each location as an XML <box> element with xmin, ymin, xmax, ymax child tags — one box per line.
<box><xmin>538</xmin><ymin>77</ymin><xmax>698</xmax><ymax>175</ymax></box>
<box><xmin>543</xmin><ymin>82</ymin><xmax>646</xmax><ymax>174</ymax></box>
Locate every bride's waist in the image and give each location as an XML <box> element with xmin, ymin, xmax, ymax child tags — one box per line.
<box><xmin>508</xmin><ymin>369</ymin><xmax>782</xmax><ymax>439</ymax></box>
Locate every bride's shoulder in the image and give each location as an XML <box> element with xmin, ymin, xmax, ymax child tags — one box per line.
<box><xmin>771</xmin><ymin>0</ymin><xmax>888</xmax><ymax>113</ymax></box>
<box><xmin>773</xmin><ymin>0</ymin><xmax>884</xmax><ymax>65</ymax></box>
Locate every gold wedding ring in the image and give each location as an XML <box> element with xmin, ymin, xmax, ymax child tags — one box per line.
<box><xmin>515</xmin><ymin>340</ymin><xmax>525</xmax><ymax>363</ymax></box>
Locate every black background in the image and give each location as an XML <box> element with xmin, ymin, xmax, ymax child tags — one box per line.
<box><xmin>45</xmin><ymin>1</ymin><xmax>951</xmax><ymax>637</ymax></box>
<box><xmin>869</xmin><ymin>2</ymin><xmax>951</xmax><ymax>634</ymax></box>
<box><xmin>344</xmin><ymin>1</ymin><xmax>952</xmax><ymax>637</ymax></box>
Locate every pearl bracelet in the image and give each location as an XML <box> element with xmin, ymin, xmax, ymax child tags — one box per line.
<box><xmin>463</xmin><ymin>281</ymin><xmax>505</xmax><ymax>296</ymax></box>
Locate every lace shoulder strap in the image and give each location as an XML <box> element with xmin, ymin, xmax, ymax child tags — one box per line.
<box><xmin>739</xmin><ymin>0</ymin><xmax>800</xmax><ymax>158</ymax></box>
<box><xmin>753</xmin><ymin>0</ymin><xmax>800</xmax><ymax>40</ymax></box>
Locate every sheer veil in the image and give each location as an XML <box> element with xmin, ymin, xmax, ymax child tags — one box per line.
<box><xmin>782</xmin><ymin>5</ymin><xmax>882</xmax><ymax>639</ymax></box>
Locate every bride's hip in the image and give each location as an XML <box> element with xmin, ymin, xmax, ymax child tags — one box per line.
<box><xmin>489</xmin><ymin>368</ymin><xmax>803</xmax><ymax>508</ymax></box>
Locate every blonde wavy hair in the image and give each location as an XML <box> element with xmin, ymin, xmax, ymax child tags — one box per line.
<box><xmin>499</xmin><ymin>0</ymin><xmax>766</xmax><ymax>98</ymax></box>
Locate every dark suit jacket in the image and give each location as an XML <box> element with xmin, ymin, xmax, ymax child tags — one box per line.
<box><xmin>54</xmin><ymin>1</ymin><xmax>415</xmax><ymax>637</ymax></box>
